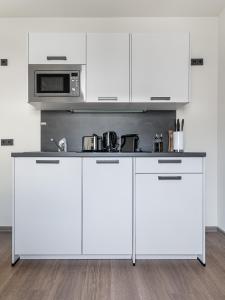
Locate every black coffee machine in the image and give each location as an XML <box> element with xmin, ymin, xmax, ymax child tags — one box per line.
<box><xmin>102</xmin><ymin>131</ymin><xmax>118</xmax><ymax>152</ymax></box>
<box><xmin>120</xmin><ymin>134</ymin><xmax>139</xmax><ymax>152</ymax></box>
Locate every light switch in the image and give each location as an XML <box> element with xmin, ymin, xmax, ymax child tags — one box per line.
<box><xmin>1</xmin><ymin>59</ymin><xmax>8</xmax><ymax>66</ymax></box>
<box><xmin>1</xmin><ymin>139</ymin><xmax>14</xmax><ymax>146</ymax></box>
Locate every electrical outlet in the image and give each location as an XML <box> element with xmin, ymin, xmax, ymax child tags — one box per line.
<box><xmin>191</xmin><ymin>58</ymin><xmax>204</xmax><ymax>66</ymax></box>
<box><xmin>1</xmin><ymin>139</ymin><xmax>14</xmax><ymax>146</ymax></box>
<box><xmin>0</xmin><ymin>59</ymin><xmax>8</xmax><ymax>66</ymax></box>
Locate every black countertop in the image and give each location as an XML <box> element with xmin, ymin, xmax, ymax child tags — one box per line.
<box><xmin>11</xmin><ymin>152</ymin><xmax>206</xmax><ymax>157</ymax></box>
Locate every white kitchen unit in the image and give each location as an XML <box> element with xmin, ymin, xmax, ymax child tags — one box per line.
<box><xmin>13</xmin><ymin>157</ymin><xmax>82</xmax><ymax>261</ymax></box>
<box><xmin>12</xmin><ymin>154</ymin><xmax>205</xmax><ymax>266</ymax></box>
<box><xmin>29</xmin><ymin>33</ymin><xmax>86</xmax><ymax>64</ymax></box>
<box><xmin>86</xmin><ymin>33</ymin><xmax>130</xmax><ymax>102</ymax></box>
<box><xmin>83</xmin><ymin>157</ymin><xmax>133</xmax><ymax>255</ymax></box>
<box><xmin>135</xmin><ymin>157</ymin><xmax>205</xmax><ymax>265</ymax></box>
<box><xmin>131</xmin><ymin>33</ymin><xmax>190</xmax><ymax>103</ymax></box>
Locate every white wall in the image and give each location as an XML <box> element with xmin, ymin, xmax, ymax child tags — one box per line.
<box><xmin>0</xmin><ymin>17</ymin><xmax>218</xmax><ymax>226</ymax></box>
<box><xmin>218</xmin><ymin>9</ymin><xmax>225</xmax><ymax>231</ymax></box>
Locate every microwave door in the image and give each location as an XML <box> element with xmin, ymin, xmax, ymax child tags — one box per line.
<box><xmin>35</xmin><ymin>73</ymin><xmax>70</xmax><ymax>97</ymax></box>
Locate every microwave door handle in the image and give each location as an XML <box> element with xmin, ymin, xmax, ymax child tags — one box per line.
<box><xmin>46</xmin><ymin>56</ymin><xmax>67</xmax><ymax>61</ymax></box>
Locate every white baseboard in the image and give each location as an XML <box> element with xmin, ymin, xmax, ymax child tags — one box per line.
<box><xmin>136</xmin><ymin>255</ymin><xmax>197</xmax><ymax>260</ymax></box>
<box><xmin>20</xmin><ymin>254</ymin><xmax>132</xmax><ymax>260</ymax></box>
<box><xmin>2</xmin><ymin>226</ymin><xmax>224</xmax><ymax>234</ymax></box>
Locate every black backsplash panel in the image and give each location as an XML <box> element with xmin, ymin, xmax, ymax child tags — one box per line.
<box><xmin>41</xmin><ymin>110</ymin><xmax>176</xmax><ymax>152</ymax></box>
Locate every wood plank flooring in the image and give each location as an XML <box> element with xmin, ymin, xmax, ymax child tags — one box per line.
<box><xmin>0</xmin><ymin>232</ymin><xmax>225</xmax><ymax>300</ymax></box>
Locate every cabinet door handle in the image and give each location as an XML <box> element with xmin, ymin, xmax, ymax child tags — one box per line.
<box><xmin>158</xmin><ymin>176</ymin><xmax>182</xmax><ymax>181</ymax></box>
<box><xmin>96</xmin><ymin>160</ymin><xmax>119</xmax><ymax>164</ymax></box>
<box><xmin>158</xmin><ymin>159</ymin><xmax>182</xmax><ymax>164</ymax></box>
<box><xmin>98</xmin><ymin>97</ymin><xmax>118</xmax><ymax>101</ymax></box>
<box><xmin>150</xmin><ymin>97</ymin><xmax>171</xmax><ymax>101</ymax></box>
<box><xmin>46</xmin><ymin>56</ymin><xmax>67</xmax><ymax>61</ymax></box>
<box><xmin>36</xmin><ymin>160</ymin><xmax>60</xmax><ymax>164</ymax></box>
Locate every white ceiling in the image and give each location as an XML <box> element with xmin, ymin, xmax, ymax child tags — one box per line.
<box><xmin>0</xmin><ymin>0</ymin><xmax>225</xmax><ymax>18</ymax></box>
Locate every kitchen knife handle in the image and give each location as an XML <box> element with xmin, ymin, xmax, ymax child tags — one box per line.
<box><xmin>36</xmin><ymin>160</ymin><xmax>60</xmax><ymax>164</ymax></box>
<box><xmin>158</xmin><ymin>176</ymin><xmax>182</xmax><ymax>181</ymax></box>
<box><xmin>181</xmin><ymin>119</ymin><xmax>184</xmax><ymax>131</ymax></box>
<box><xmin>96</xmin><ymin>160</ymin><xmax>119</xmax><ymax>164</ymax></box>
<box><xmin>177</xmin><ymin>119</ymin><xmax>180</xmax><ymax>132</ymax></box>
<box><xmin>47</xmin><ymin>56</ymin><xmax>67</xmax><ymax>61</ymax></box>
<box><xmin>158</xmin><ymin>159</ymin><xmax>182</xmax><ymax>164</ymax></box>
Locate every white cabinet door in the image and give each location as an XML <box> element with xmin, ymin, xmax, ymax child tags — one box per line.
<box><xmin>15</xmin><ymin>158</ymin><xmax>82</xmax><ymax>255</ymax></box>
<box><xmin>136</xmin><ymin>174</ymin><xmax>202</xmax><ymax>255</ymax></box>
<box><xmin>87</xmin><ymin>33</ymin><xmax>130</xmax><ymax>102</ymax></box>
<box><xmin>132</xmin><ymin>33</ymin><xmax>190</xmax><ymax>103</ymax></box>
<box><xmin>29</xmin><ymin>33</ymin><xmax>86</xmax><ymax>64</ymax></box>
<box><xmin>83</xmin><ymin>158</ymin><xmax>132</xmax><ymax>254</ymax></box>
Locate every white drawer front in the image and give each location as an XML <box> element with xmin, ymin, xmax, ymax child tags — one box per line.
<box><xmin>135</xmin><ymin>157</ymin><xmax>203</xmax><ymax>174</ymax></box>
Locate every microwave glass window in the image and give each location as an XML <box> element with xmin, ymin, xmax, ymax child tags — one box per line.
<box><xmin>36</xmin><ymin>74</ymin><xmax>70</xmax><ymax>93</ymax></box>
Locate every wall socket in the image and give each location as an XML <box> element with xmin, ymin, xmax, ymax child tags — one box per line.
<box><xmin>1</xmin><ymin>139</ymin><xmax>14</xmax><ymax>146</ymax></box>
<box><xmin>0</xmin><ymin>59</ymin><xmax>8</xmax><ymax>66</ymax></box>
<box><xmin>191</xmin><ymin>58</ymin><xmax>204</xmax><ymax>66</ymax></box>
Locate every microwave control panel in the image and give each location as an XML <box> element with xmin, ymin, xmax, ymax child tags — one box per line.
<box><xmin>71</xmin><ymin>72</ymin><xmax>80</xmax><ymax>96</ymax></box>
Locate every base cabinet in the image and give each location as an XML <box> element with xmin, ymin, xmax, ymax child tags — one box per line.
<box><xmin>83</xmin><ymin>158</ymin><xmax>132</xmax><ymax>255</ymax></box>
<box><xmin>14</xmin><ymin>158</ymin><xmax>82</xmax><ymax>255</ymax></box>
<box><xmin>13</xmin><ymin>156</ymin><xmax>204</xmax><ymax>263</ymax></box>
<box><xmin>135</xmin><ymin>161</ymin><xmax>203</xmax><ymax>256</ymax></box>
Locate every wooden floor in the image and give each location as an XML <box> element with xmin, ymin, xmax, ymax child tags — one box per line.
<box><xmin>0</xmin><ymin>232</ymin><xmax>225</xmax><ymax>300</ymax></box>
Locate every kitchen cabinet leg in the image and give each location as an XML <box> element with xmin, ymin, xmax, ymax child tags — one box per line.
<box><xmin>11</xmin><ymin>255</ymin><xmax>20</xmax><ymax>266</ymax></box>
<box><xmin>132</xmin><ymin>158</ymin><xmax>136</xmax><ymax>267</ymax></box>
<box><xmin>132</xmin><ymin>255</ymin><xmax>136</xmax><ymax>266</ymax></box>
<box><xmin>197</xmin><ymin>256</ymin><xmax>206</xmax><ymax>267</ymax></box>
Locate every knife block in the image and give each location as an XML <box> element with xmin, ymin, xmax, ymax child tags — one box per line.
<box><xmin>173</xmin><ymin>132</ymin><xmax>184</xmax><ymax>152</ymax></box>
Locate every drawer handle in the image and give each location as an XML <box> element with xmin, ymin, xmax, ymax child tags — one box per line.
<box><xmin>36</xmin><ymin>160</ymin><xmax>60</xmax><ymax>164</ymax></box>
<box><xmin>96</xmin><ymin>160</ymin><xmax>119</xmax><ymax>164</ymax></box>
<box><xmin>46</xmin><ymin>56</ymin><xmax>67</xmax><ymax>61</ymax></box>
<box><xmin>158</xmin><ymin>159</ymin><xmax>182</xmax><ymax>164</ymax></box>
<box><xmin>150</xmin><ymin>97</ymin><xmax>171</xmax><ymax>101</ymax></box>
<box><xmin>158</xmin><ymin>176</ymin><xmax>182</xmax><ymax>181</ymax></box>
<box><xmin>98</xmin><ymin>97</ymin><xmax>118</xmax><ymax>101</ymax></box>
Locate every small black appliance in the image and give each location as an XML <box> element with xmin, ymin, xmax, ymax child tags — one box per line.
<box><xmin>120</xmin><ymin>134</ymin><xmax>139</xmax><ymax>152</ymax></box>
<box><xmin>102</xmin><ymin>131</ymin><xmax>118</xmax><ymax>152</ymax></box>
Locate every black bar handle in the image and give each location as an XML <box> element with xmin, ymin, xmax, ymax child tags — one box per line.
<box><xmin>96</xmin><ymin>160</ymin><xmax>119</xmax><ymax>164</ymax></box>
<box><xmin>158</xmin><ymin>159</ymin><xmax>182</xmax><ymax>164</ymax></box>
<box><xmin>151</xmin><ymin>97</ymin><xmax>171</xmax><ymax>101</ymax></box>
<box><xmin>98</xmin><ymin>97</ymin><xmax>118</xmax><ymax>101</ymax></box>
<box><xmin>158</xmin><ymin>176</ymin><xmax>182</xmax><ymax>181</ymax></box>
<box><xmin>47</xmin><ymin>56</ymin><xmax>67</xmax><ymax>61</ymax></box>
<box><xmin>36</xmin><ymin>160</ymin><xmax>60</xmax><ymax>164</ymax></box>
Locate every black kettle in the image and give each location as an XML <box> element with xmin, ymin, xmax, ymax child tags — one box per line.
<box><xmin>102</xmin><ymin>131</ymin><xmax>118</xmax><ymax>152</ymax></box>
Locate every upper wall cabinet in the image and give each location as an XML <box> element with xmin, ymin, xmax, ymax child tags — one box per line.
<box><xmin>131</xmin><ymin>33</ymin><xmax>190</xmax><ymax>103</ymax></box>
<box><xmin>29</xmin><ymin>33</ymin><xmax>86</xmax><ymax>64</ymax></box>
<box><xmin>86</xmin><ymin>33</ymin><xmax>130</xmax><ymax>102</ymax></box>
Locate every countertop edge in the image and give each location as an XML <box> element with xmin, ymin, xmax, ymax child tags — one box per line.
<box><xmin>11</xmin><ymin>152</ymin><xmax>207</xmax><ymax>158</ymax></box>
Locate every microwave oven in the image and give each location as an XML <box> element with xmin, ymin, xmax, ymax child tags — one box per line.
<box><xmin>28</xmin><ymin>64</ymin><xmax>85</xmax><ymax>103</ymax></box>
